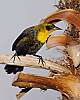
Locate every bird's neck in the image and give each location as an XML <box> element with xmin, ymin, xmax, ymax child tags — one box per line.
<box><xmin>37</xmin><ymin>30</ymin><xmax>51</xmax><ymax>43</ymax></box>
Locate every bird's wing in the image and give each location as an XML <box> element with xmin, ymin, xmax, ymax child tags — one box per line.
<box><xmin>12</xmin><ymin>30</ymin><xmax>27</xmax><ymax>51</ymax></box>
<box><xmin>12</xmin><ymin>26</ymin><xmax>36</xmax><ymax>51</ymax></box>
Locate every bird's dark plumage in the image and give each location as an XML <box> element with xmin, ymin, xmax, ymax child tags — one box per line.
<box><xmin>12</xmin><ymin>26</ymin><xmax>43</xmax><ymax>56</ymax></box>
<box><xmin>4</xmin><ymin>65</ymin><xmax>23</xmax><ymax>74</ymax></box>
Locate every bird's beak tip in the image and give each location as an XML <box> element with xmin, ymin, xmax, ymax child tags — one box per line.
<box><xmin>56</xmin><ymin>26</ymin><xmax>62</xmax><ymax>30</ymax></box>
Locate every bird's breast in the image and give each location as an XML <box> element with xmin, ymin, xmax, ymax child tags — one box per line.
<box><xmin>37</xmin><ymin>30</ymin><xmax>49</xmax><ymax>43</ymax></box>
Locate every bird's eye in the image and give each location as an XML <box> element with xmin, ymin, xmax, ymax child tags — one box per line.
<box><xmin>46</xmin><ymin>26</ymin><xmax>51</xmax><ymax>31</ymax></box>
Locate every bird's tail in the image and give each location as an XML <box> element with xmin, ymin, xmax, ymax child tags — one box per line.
<box><xmin>4</xmin><ymin>64</ymin><xmax>24</xmax><ymax>74</ymax></box>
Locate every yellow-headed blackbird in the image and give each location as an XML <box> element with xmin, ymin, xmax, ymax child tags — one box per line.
<box><xmin>4</xmin><ymin>22</ymin><xmax>61</xmax><ymax>74</ymax></box>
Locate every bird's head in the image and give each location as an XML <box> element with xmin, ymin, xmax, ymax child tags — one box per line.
<box><xmin>37</xmin><ymin>23</ymin><xmax>62</xmax><ymax>43</ymax></box>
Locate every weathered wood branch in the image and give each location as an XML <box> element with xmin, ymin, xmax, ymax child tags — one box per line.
<box><xmin>13</xmin><ymin>78</ymin><xmax>48</xmax><ymax>100</ymax></box>
<box><xmin>0</xmin><ymin>54</ymin><xmax>71</xmax><ymax>74</ymax></box>
<box><xmin>13</xmin><ymin>73</ymin><xmax>80</xmax><ymax>100</ymax></box>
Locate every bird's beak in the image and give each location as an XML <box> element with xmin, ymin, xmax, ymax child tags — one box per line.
<box><xmin>54</xmin><ymin>25</ymin><xmax>62</xmax><ymax>30</ymax></box>
<box><xmin>52</xmin><ymin>24</ymin><xmax>62</xmax><ymax>30</ymax></box>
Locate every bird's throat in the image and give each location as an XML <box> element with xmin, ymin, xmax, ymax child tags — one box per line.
<box><xmin>37</xmin><ymin>31</ymin><xmax>49</xmax><ymax>43</ymax></box>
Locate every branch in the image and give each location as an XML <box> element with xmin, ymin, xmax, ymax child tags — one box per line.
<box><xmin>13</xmin><ymin>73</ymin><xmax>80</xmax><ymax>100</ymax></box>
<box><xmin>0</xmin><ymin>54</ymin><xmax>71</xmax><ymax>74</ymax></box>
<box><xmin>14</xmin><ymin>81</ymin><xmax>48</xmax><ymax>100</ymax></box>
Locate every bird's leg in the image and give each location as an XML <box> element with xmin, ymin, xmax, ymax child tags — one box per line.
<box><xmin>17</xmin><ymin>54</ymin><xmax>21</xmax><ymax>61</ymax></box>
<box><xmin>33</xmin><ymin>54</ymin><xmax>46</xmax><ymax>66</ymax></box>
<box><xmin>10</xmin><ymin>53</ymin><xmax>16</xmax><ymax>63</ymax></box>
<box><xmin>10</xmin><ymin>53</ymin><xmax>21</xmax><ymax>63</ymax></box>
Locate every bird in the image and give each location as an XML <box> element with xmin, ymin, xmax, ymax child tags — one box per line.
<box><xmin>4</xmin><ymin>22</ymin><xmax>61</xmax><ymax>74</ymax></box>
<box><xmin>4</xmin><ymin>22</ymin><xmax>62</xmax><ymax>94</ymax></box>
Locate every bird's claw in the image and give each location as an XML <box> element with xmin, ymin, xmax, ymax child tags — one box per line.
<box><xmin>10</xmin><ymin>53</ymin><xmax>21</xmax><ymax>63</ymax></box>
<box><xmin>38</xmin><ymin>56</ymin><xmax>46</xmax><ymax>66</ymax></box>
<box><xmin>10</xmin><ymin>54</ymin><xmax>16</xmax><ymax>63</ymax></box>
<box><xmin>33</xmin><ymin>54</ymin><xmax>46</xmax><ymax>66</ymax></box>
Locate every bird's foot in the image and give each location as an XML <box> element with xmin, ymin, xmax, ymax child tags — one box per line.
<box><xmin>10</xmin><ymin>53</ymin><xmax>16</xmax><ymax>63</ymax></box>
<box><xmin>38</xmin><ymin>56</ymin><xmax>45</xmax><ymax>66</ymax></box>
<box><xmin>10</xmin><ymin>53</ymin><xmax>21</xmax><ymax>63</ymax></box>
<box><xmin>34</xmin><ymin>55</ymin><xmax>46</xmax><ymax>66</ymax></box>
